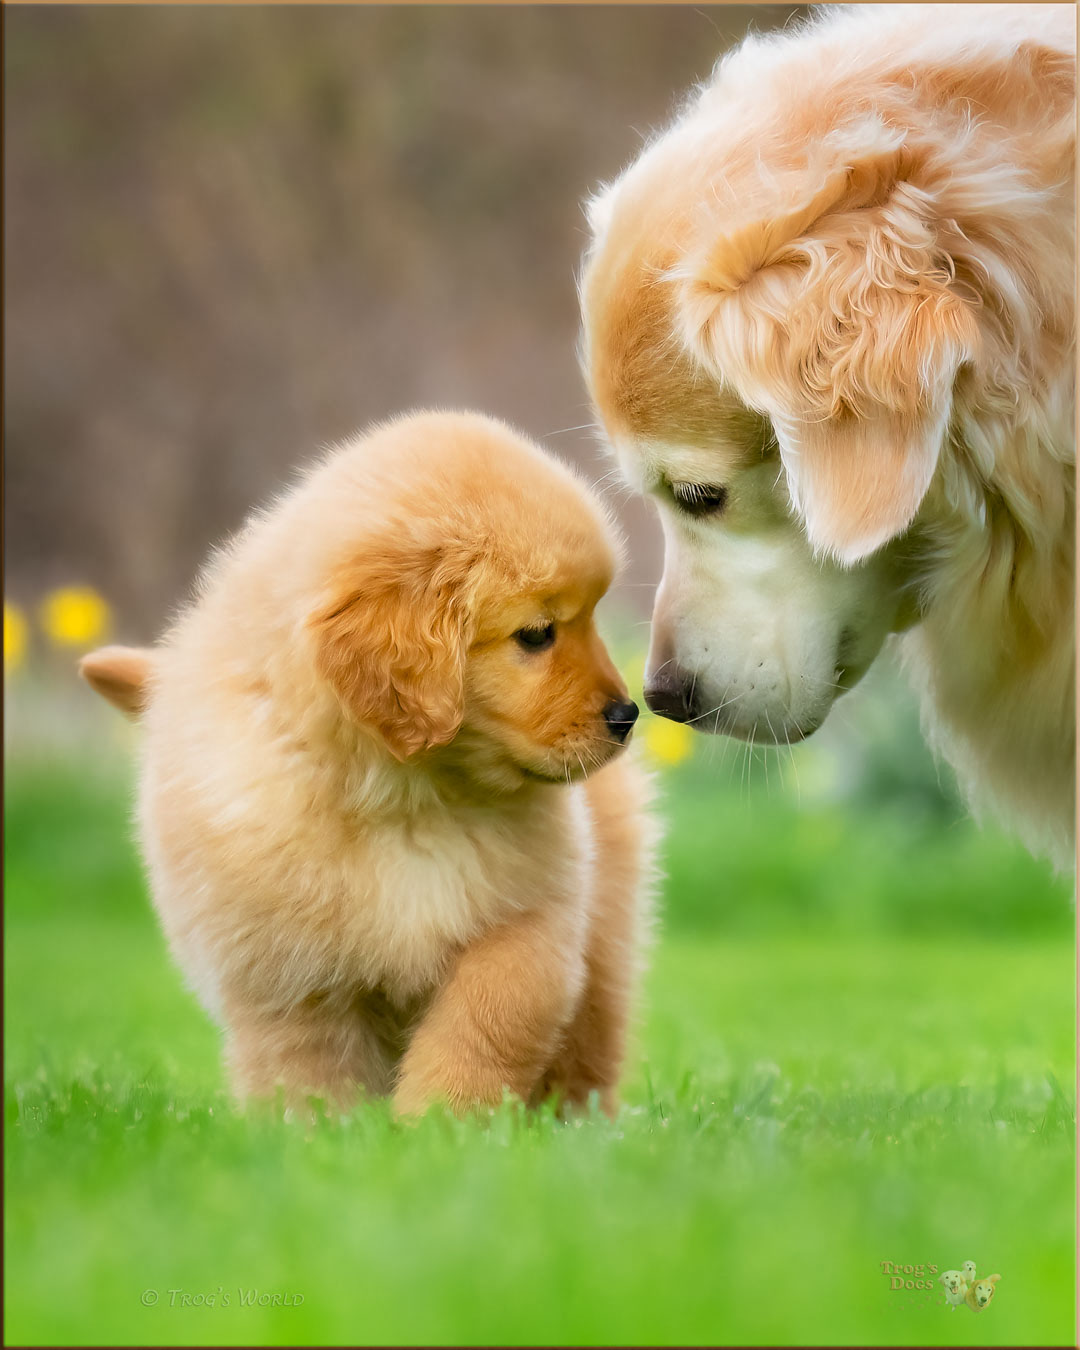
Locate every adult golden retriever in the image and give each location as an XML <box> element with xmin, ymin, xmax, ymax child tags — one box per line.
<box><xmin>581</xmin><ymin>4</ymin><xmax>1075</xmax><ymax>865</ymax></box>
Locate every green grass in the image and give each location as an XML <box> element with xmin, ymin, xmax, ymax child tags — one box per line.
<box><xmin>4</xmin><ymin>699</ymin><xmax>1076</xmax><ymax>1347</ymax></box>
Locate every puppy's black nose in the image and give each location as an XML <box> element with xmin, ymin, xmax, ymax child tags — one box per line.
<box><xmin>602</xmin><ymin>699</ymin><xmax>639</xmax><ymax>743</ymax></box>
<box><xmin>643</xmin><ymin>670</ymin><xmax>694</xmax><ymax>723</ymax></box>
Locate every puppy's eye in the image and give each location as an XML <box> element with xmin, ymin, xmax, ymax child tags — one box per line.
<box><xmin>672</xmin><ymin>482</ymin><xmax>728</xmax><ymax>517</ymax></box>
<box><xmin>515</xmin><ymin>623</ymin><xmax>556</xmax><ymax>652</ymax></box>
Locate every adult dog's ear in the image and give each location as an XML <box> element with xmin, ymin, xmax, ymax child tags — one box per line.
<box><xmin>79</xmin><ymin>645</ymin><xmax>155</xmax><ymax>718</ymax></box>
<box><xmin>765</xmin><ymin>271</ymin><xmax>977</xmax><ymax>566</ymax></box>
<box><xmin>676</xmin><ymin>129</ymin><xmax>979</xmax><ymax>564</ymax></box>
<box><xmin>309</xmin><ymin>540</ymin><xmax>472</xmax><ymax>761</ymax></box>
<box><xmin>766</xmin><ymin>318</ymin><xmax>970</xmax><ymax>568</ymax></box>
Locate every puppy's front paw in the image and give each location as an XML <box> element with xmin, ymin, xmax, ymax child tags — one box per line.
<box><xmin>391</xmin><ymin>1072</ymin><xmax>446</xmax><ymax>1119</ymax></box>
<box><xmin>392</xmin><ymin>1044</ymin><xmax>522</xmax><ymax>1119</ymax></box>
<box><xmin>392</xmin><ymin>1068</ymin><xmax>507</xmax><ymax>1119</ymax></box>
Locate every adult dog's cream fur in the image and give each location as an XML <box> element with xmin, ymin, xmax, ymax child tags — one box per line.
<box><xmin>581</xmin><ymin>4</ymin><xmax>1075</xmax><ymax>864</ymax></box>
<box><xmin>82</xmin><ymin>412</ymin><xmax>655</xmax><ymax>1115</ymax></box>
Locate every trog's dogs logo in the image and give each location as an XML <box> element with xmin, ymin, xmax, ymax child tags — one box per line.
<box><xmin>880</xmin><ymin>1258</ymin><xmax>1002</xmax><ymax>1314</ymax></box>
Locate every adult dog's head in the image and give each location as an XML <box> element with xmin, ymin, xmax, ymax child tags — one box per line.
<box><xmin>579</xmin><ymin>7</ymin><xmax>1073</xmax><ymax>744</ymax></box>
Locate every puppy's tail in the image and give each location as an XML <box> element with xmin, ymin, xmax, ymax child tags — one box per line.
<box><xmin>79</xmin><ymin>645</ymin><xmax>155</xmax><ymax>720</ymax></box>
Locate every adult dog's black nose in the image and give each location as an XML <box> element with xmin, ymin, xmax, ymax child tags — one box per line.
<box><xmin>603</xmin><ymin>699</ymin><xmax>639</xmax><ymax>743</ymax></box>
<box><xmin>643</xmin><ymin>670</ymin><xmax>694</xmax><ymax>723</ymax></box>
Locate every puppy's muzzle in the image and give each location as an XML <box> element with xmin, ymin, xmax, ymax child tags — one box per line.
<box><xmin>602</xmin><ymin>699</ymin><xmax>639</xmax><ymax>743</ymax></box>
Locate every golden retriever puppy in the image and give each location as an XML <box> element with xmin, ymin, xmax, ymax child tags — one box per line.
<box><xmin>580</xmin><ymin>4</ymin><xmax>1075</xmax><ymax>865</ymax></box>
<box><xmin>80</xmin><ymin>412</ymin><xmax>655</xmax><ymax>1116</ymax></box>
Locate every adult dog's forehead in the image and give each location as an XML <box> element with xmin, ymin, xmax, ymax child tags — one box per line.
<box><xmin>584</xmin><ymin>254</ymin><xmax>773</xmax><ymax>491</ymax></box>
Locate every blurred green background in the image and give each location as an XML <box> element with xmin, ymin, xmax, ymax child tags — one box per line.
<box><xmin>6</xmin><ymin>3</ymin><xmax>806</xmax><ymax>628</ymax></box>
<box><xmin>4</xmin><ymin>5</ymin><xmax>1075</xmax><ymax>1348</ymax></box>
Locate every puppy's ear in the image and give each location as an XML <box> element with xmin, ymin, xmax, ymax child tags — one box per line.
<box><xmin>79</xmin><ymin>645</ymin><xmax>154</xmax><ymax>718</ymax></box>
<box><xmin>676</xmin><ymin>130</ymin><xmax>979</xmax><ymax>564</ymax></box>
<box><xmin>309</xmin><ymin>542</ymin><xmax>472</xmax><ymax>761</ymax></box>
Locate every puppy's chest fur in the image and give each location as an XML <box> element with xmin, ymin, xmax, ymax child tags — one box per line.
<box><xmin>142</xmin><ymin>744</ymin><xmax>594</xmax><ymax>1017</ymax></box>
<box><xmin>340</xmin><ymin>795</ymin><xmax>591</xmax><ymax>999</ymax></box>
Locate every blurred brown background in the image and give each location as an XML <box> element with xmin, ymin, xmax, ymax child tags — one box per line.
<box><xmin>5</xmin><ymin>4</ymin><xmax>803</xmax><ymax>635</ymax></box>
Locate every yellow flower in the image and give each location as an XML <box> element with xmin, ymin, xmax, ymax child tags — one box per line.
<box><xmin>40</xmin><ymin>586</ymin><xmax>112</xmax><ymax>649</ymax></box>
<box><xmin>642</xmin><ymin>714</ymin><xmax>694</xmax><ymax>767</ymax></box>
<box><xmin>4</xmin><ymin>602</ymin><xmax>28</xmax><ymax>671</ymax></box>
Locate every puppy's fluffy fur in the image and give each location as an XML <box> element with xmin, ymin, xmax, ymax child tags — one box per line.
<box><xmin>581</xmin><ymin>4</ymin><xmax>1075</xmax><ymax>865</ymax></box>
<box><xmin>82</xmin><ymin>412</ymin><xmax>655</xmax><ymax>1115</ymax></box>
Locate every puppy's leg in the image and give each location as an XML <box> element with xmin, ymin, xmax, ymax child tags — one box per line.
<box><xmin>225</xmin><ymin>991</ymin><xmax>397</xmax><ymax>1112</ymax></box>
<box><xmin>392</xmin><ymin>899</ymin><xmax>586</xmax><ymax>1117</ymax></box>
<box><xmin>537</xmin><ymin>757</ymin><xmax>656</xmax><ymax>1117</ymax></box>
